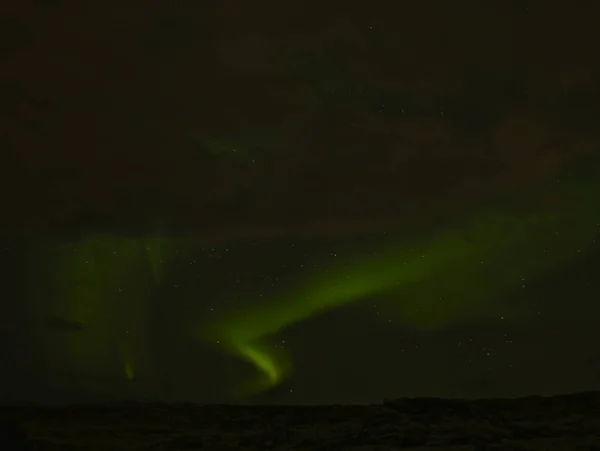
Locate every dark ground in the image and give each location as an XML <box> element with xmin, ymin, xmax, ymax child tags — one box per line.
<box><xmin>2</xmin><ymin>391</ymin><xmax>600</xmax><ymax>450</ymax></box>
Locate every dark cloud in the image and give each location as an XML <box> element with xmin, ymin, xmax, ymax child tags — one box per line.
<box><xmin>2</xmin><ymin>2</ymin><xmax>600</xmax><ymax>242</ymax></box>
<box><xmin>41</xmin><ymin>317</ymin><xmax>84</xmax><ymax>333</ymax></box>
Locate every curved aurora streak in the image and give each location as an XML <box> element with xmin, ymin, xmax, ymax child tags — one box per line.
<box><xmin>22</xmin><ymin>154</ymin><xmax>600</xmax><ymax>399</ymax></box>
<box><xmin>192</xmin><ymin>156</ymin><xmax>600</xmax><ymax>397</ymax></box>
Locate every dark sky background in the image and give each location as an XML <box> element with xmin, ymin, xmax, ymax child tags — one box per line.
<box><xmin>2</xmin><ymin>1</ymin><xmax>600</xmax><ymax>405</ymax></box>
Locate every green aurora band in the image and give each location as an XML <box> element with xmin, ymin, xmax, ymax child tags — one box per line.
<box><xmin>21</xmin><ymin>154</ymin><xmax>600</xmax><ymax>399</ymax></box>
<box><xmin>191</xmin><ymin>155</ymin><xmax>600</xmax><ymax>397</ymax></box>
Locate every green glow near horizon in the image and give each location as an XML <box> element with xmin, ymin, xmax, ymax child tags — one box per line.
<box><xmin>25</xmin><ymin>233</ymin><xmax>186</xmax><ymax>384</ymax></box>
<box><xmin>192</xmin><ymin>157</ymin><xmax>600</xmax><ymax>398</ymax></box>
<box><xmin>22</xmin><ymin>153</ymin><xmax>600</xmax><ymax>399</ymax></box>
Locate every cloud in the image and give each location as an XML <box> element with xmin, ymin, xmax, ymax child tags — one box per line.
<box><xmin>2</xmin><ymin>2</ymin><xmax>599</xmax><ymax>242</ymax></box>
<box><xmin>40</xmin><ymin>317</ymin><xmax>84</xmax><ymax>332</ymax></box>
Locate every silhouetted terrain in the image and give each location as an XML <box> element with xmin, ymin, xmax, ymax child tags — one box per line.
<box><xmin>2</xmin><ymin>391</ymin><xmax>600</xmax><ymax>450</ymax></box>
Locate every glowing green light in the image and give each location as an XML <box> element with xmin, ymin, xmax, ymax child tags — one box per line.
<box><xmin>193</xmin><ymin>155</ymin><xmax>600</xmax><ymax>397</ymax></box>
<box><xmin>25</xmin><ymin>232</ymin><xmax>190</xmax><ymax>385</ymax></box>
<box><xmin>124</xmin><ymin>360</ymin><xmax>136</xmax><ymax>381</ymax></box>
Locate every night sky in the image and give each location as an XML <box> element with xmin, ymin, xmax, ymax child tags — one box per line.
<box><xmin>2</xmin><ymin>1</ymin><xmax>600</xmax><ymax>405</ymax></box>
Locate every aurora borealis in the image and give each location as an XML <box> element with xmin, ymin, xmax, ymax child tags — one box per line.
<box><xmin>2</xmin><ymin>2</ymin><xmax>600</xmax><ymax>404</ymax></box>
<box><xmin>6</xmin><ymin>154</ymin><xmax>600</xmax><ymax>402</ymax></box>
<box><xmin>23</xmin><ymin>233</ymin><xmax>186</xmax><ymax>384</ymax></box>
<box><xmin>193</xmin><ymin>156</ymin><xmax>600</xmax><ymax>396</ymax></box>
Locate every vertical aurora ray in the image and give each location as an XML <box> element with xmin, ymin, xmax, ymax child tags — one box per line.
<box><xmin>24</xmin><ymin>233</ymin><xmax>184</xmax><ymax>386</ymax></box>
<box><xmin>192</xmin><ymin>155</ymin><xmax>600</xmax><ymax>397</ymax></box>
